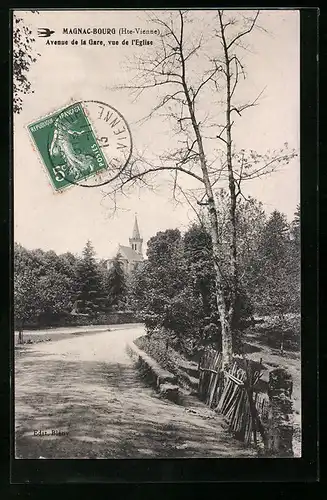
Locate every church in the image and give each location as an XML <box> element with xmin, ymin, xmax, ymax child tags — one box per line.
<box><xmin>106</xmin><ymin>216</ymin><xmax>144</xmax><ymax>274</ymax></box>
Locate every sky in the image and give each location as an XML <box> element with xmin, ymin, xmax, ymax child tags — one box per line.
<box><xmin>13</xmin><ymin>9</ymin><xmax>300</xmax><ymax>259</ymax></box>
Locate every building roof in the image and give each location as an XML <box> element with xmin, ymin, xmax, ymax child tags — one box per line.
<box><xmin>118</xmin><ymin>245</ymin><xmax>144</xmax><ymax>262</ymax></box>
<box><xmin>131</xmin><ymin>216</ymin><xmax>142</xmax><ymax>240</ymax></box>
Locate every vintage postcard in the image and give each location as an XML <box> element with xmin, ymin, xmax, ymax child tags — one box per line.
<box><xmin>13</xmin><ymin>9</ymin><xmax>302</xmax><ymax>462</ymax></box>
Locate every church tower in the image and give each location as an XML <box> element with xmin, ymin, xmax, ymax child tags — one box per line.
<box><xmin>129</xmin><ymin>215</ymin><xmax>143</xmax><ymax>256</ymax></box>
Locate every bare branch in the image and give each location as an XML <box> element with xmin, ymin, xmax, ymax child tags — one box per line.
<box><xmin>119</xmin><ymin>78</ymin><xmax>182</xmax><ymax>92</ymax></box>
<box><xmin>172</xmin><ymin>169</ymin><xmax>179</xmax><ymax>201</ymax></box>
<box><xmin>176</xmin><ymin>184</ymin><xmax>205</xmax><ymax>226</ymax></box>
<box><xmin>230</xmin><ymin>86</ymin><xmax>266</xmax><ymax>116</ymax></box>
<box><xmin>192</xmin><ymin>66</ymin><xmax>222</xmax><ymax>102</ymax></box>
<box><xmin>216</xmin><ymin>121</ymin><xmax>235</xmax><ymax>144</ymax></box>
<box><xmin>226</xmin><ymin>10</ymin><xmax>260</xmax><ymax>50</ymax></box>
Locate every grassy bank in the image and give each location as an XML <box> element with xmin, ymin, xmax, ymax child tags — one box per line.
<box><xmin>135</xmin><ymin>314</ymin><xmax>301</xmax><ymax>456</ymax></box>
<box><xmin>134</xmin><ymin>334</ymin><xmax>199</xmax><ymax>394</ymax></box>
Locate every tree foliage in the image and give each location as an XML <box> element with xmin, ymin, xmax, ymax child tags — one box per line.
<box><xmin>104</xmin><ymin>10</ymin><xmax>297</xmax><ymax>365</ymax></box>
<box><xmin>129</xmin><ymin>229</ymin><xmax>203</xmax><ymax>350</ymax></box>
<box><xmin>106</xmin><ymin>253</ymin><xmax>127</xmax><ymax>307</ymax></box>
<box><xmin>14</xmin><ymin>244</ymin><xmax>78</xmax><ymax>322</ymax></box>
<box><xmin>183</xmin><ymin>223</ymin><xmax>216</xmax><ymax>320</ymax></box>
<box><xmin>14</xmin><ymin>202</ymin><xmax>300</xmax><ymax>352</ymax></box>
<box><xmin>250</xmin><ymin>210</ymin><xmax>300</xmax><ymax>316</ymax></box>
<box><xmin>13</xmin><ymin>12</ymin><xmax>39</xmax><ymax>114</ymax></box>
<box><xmin>129</xmin><ymin>202</ymin><xmax>300</xmax><ymax>354</ymax></box>
<box><xmin>14</xmin><ymin>244</ymin><xmax>42</xmax><ymax>338</ymax></box>
<box><xmin>13</xmin><ymin>240</ymin><xmax>128</xmax><ymax>330</ymax></box>
<box><xmin>75</xmin><ymin>241</ymin><xmax>104</xmax><ymax>318</ymax></box>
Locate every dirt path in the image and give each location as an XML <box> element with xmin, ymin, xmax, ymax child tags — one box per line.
<box><xmin>15</xmin><ymin>326</ymin><xmax>256</xmax><ymax>459</ymax></box>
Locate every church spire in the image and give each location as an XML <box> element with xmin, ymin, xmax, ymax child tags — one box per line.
<box><xmin>132</xmin><ymin>215</ymin><xmax>141</xmax><ymax>239</ymax></box>
<box><xmin>129</xmin><ymin>214</ymin><xmax>143</xmax><ymax>255</ymax></box>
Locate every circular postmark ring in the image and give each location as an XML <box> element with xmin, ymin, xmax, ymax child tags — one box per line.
<box><xmin>47</xmin><ymin>100</ymin><xmax>133</xmax><ymax>189</ymax></box>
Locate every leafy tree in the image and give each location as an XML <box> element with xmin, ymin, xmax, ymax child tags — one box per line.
<box><xmin>14</xmin><ymin>245</ymin><xmax>83</xmax><ymax>332</ymax></box>
<box><xmin>104</xmin><ymin>10</ymin><xmax>296</xmax><ymax>365</ymax></box>
<box><xmin>183</xmin><ymin>223</ymin><xmax>216</xmax><ymax>319</ymax></box>
<box><xmin>212</xmin><ymin>190</ymin><xmax>266</xmax><ymax>327</ymax></box>
<box><xmin>14</xmin><ymin>244</ymin><xmax>41</xmax><ymax>342</ymax></box>
<box><xmin>40</xmin><ymin>251</ymin><xmax>73</xmax><ymax>312</ymax></box>
<box><xmin>57</xmin><ymin>251</ymin><xmax>81</xmax><ymax>305</ymax></box>
<box><xmin>251</xmin><ymin>210</ymin><xmax>290</xmax><ymax>313</ymax></box>
<box><xmin>13</xmin><ymin>12</ymin><xmax>39</xmax><ymax>114</ymax></box>
<box><xmin>129</xmin><ymin>229</ymin><xmax>203</xmax><ymax>351</ymax></box>
<box><xmin>181</xmin><ymin>194</ymin><xmax>265</xmax><ymax>349</ymax></box>
<box><xmin>128</xmin><ymin>262</ymin><xmax>151</xmax><ymax>318</ymax></box>
<box><xmin>29</xmin><ymin>249</ymin><xmax>80</xmax><ymax>322</ymax></box>
<box><xmin>290</xmin><ymin>204</ymin><xmax>300</xmax><ymax>248</ymax></box>
<box><xmin>129</xmin><ymin>199</ymin><xmax>268</xmax><ymax>354</ymax></box>
<box><xmin>131</xmin><ymin>229</ymin><xmax>185</xmax><ymax>331</ymax></box>
<box><xmin>289</xmin><ymin>204</ymin><xmax>301</xmax><ymax>312</ymax></box>
<box><xmin>14</xmin><ymin>241</ymin><xmax>118</xmax><ymax>330</ymax></box>
<box><xmin>145</xmin><ymin>230</ymin><xmax>187</xmax><ymax>309</ymax></box>
<box><xmin>107</xmin><ymin>253</ymin><xmax>127</xmax><ymax>308</ymax></box>
<box><xmin>251</xmin><ymin>210</ymin><xmax>299</xmax><ymax>353</ymax></box>
<box><xmin>75</xmin><ymin>241</ymin><xmax>103</xmax><ymax>318</ymax></box>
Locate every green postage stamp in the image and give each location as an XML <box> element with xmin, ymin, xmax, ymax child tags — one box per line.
<box><xmin>27</xmin><ymin>102</ymin><xmax>108</xmax><ymax>191</ymax></box>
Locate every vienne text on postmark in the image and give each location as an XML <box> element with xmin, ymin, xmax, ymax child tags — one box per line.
<box><xmin>27</xmin><ymin>100</ymin><xmax>133</xmax><ymax>191</ymax></box>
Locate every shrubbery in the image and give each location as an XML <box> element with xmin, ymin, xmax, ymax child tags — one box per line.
<box><xmin>14</xmin><ymin>240</ymin><xmax>129</xmax><ymax>332</ymax></box>
<box><xmin>129</xmin><ymin>198</ymin><xmax>300</xmax><ymax>355</ymax></box>
<box><xmin>14</xmin><ymin>198</ymin><xmax>300</xmax><ymax>354</ymax></box>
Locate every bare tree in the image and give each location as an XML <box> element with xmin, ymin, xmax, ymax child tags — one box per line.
<box><xmin>213</xmin><ymin>10</ymin><xmax>297</xmax><ymax>338</ymax></box>
<box><xmin>103</xmin><ymin>10</ymin><xmax>296</xmax><ymax>366</ymax></box>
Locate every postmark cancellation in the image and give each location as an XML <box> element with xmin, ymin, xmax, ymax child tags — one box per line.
<box><xmin>27</xmin><ymin>100</ymin><xmax>133</xmax><ymax>191</ymax></box>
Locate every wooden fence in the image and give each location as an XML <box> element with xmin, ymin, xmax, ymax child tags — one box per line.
<box><xmin>198</xmin><ymin>349</ymin><xmax>270</xmax><ymax>450</ymax></box>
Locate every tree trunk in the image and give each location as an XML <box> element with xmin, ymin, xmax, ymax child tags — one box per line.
<box><xmin>231</xmin><ymin>295</ymin><xmax>242</xmax><ymax>351</ymax></box>
<box><xmin>279</xmin><ymin>313</ymin><xmax>285</xmax><ymax>356</ymax></box>
<box><xmin>219</xmin><ymin>11</ymin><xmax>239</xmax><ymax>342</ymax></box>
<box><xmin>280</xmin><ymin>332</ymin><xmax>284</xmax><ymax>356</ymax></box>
<box><xmin>199</xmin><ymin>157</ymin><xmax>233</xmax><ymax>367</ymax></box>
<box><xmin>18</xmin><ymin>320</ymin><xmax>24</xmax><ymax>344</ymax></box>
<box><xmin>209</xmin><ymin>210</ymin><xmax>233</xmax><ymax>367</ymax></box>
<box><xmin>179</xmin><ymin>38</ymin><xmax>233</xmax><ymax>367</ymax></box>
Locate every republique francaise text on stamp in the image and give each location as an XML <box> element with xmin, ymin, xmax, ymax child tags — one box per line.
<box><xmin>27</xmin><ymin>100</ymin><xmax>133</xmax><ymax>191</ymax></box>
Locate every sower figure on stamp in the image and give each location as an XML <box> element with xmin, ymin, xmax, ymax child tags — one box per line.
<box><xmin>49</xmin><ymin>118</ymin><xmax>95</xmax><ymax>180</ymax></box>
